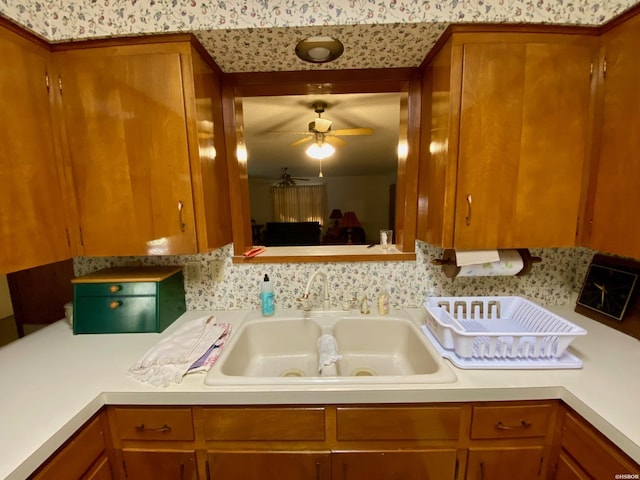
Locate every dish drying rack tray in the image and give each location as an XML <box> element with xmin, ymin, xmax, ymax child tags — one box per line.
<box><xmin>423</xmin><ymin>296</ymin><xmax>586</xmax><ymax>360</ymax></box>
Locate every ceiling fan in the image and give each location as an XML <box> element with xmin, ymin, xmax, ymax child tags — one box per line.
<box><xmin>273</xmin><ymin>167</ymin><xmax>309</xmax><ymax>187</ymax></box>
<box><xmin>283</xmin><ymin>101</ymin><xmax>374</xmax><ymax>149</ymax></box>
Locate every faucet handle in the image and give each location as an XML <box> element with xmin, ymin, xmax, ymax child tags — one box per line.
<box><xmin>296</xmin><ymin>295</ymin><xmax>312</xmax><ymax>312</ymax></box>
<box><xmin>360</xmin><ymin>295</ymin><xmax>370</xmax><ymax>314</ymax></box>
<box><xmin>341</xmin><ymin>292</ymin><xmax>358</xmax><ymax>311</ymax></box>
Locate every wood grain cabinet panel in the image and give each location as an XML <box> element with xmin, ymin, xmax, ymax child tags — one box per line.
<box><xmin>203</xmin><ymin>407</ymin><xmax>325</xmax><ymax>441</ymax></box>
<box><xmin>52</xmin><ymin>38</ymin><xmax>231</xmax><ymax>257</ymax></box>
<box><xmin>30</xmin><ymin>413</ymin><xmax>111</xmax><ymax>480</ymax></box>
<box><xmin>587</xmin><ymin>12</ymin><xmax>640</xmax><ymax>259</ymax></box>
<box><xmin>332</xmin><ymin>450</ymin><xmax>458</xmax><ymax>480</ymax></box>
<box><xmin>558</xmin><ymin>410</ymin><xmax>640</xmax><ymax>479</ymax></box>
<box><xmin>336</xmin><ymin>406</ymin><xmax>461</xmax><ymax>441</ymax></box>
<box><xmin>419</xmin><ymin>33</ymin><xmax>596</xmax><ymax>250</ymax></box>
<box><xmin>207</xmin><ymin>451</ymin><xmax>331</xmax><ymax>480</ymax></box>
<box><xmin>120</xmin><ymin>450</ymin><xmax>197</xmax><ymax>480</ymax></box>
<box><xmin>470</xmin><ymin>404</ymin><xmax>554</xmax><ymax>440</ymax></box>
<box><xmin>111</xmin><ymin>407</ymin><xmax>194</xmax><ymax>441</ymax></box>
<box><xmin>0</xmin><ymin>24</ymin><xmax>72</xmax><ymax>273</ymax></box>
<box><xmin>466</xmin><ymin>446</ymin><xmax>545</xmax><ymax>480</ymax></box>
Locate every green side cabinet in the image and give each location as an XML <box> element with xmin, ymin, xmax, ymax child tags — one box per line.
<box><xmin>72</xmin><ymin>266</ymin><xmax>186</xmax><ymax>334</ymax></box>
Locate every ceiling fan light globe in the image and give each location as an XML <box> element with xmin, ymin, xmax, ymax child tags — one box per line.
<box><xmin>314</xmin><ymin>117</ymin><xmax>332</xmax><ymax>133</ymax></box>
<box><xmin>306</xmin><ymin>142</ymin><xmax>335</xmax><ymax>160</ymax></box>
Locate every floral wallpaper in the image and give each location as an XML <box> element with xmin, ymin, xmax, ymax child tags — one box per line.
<box><xmin>1</xmin><ymin>1</ymin><xmax>639</xmax><ymax>72</ymax></box>
<box><xmin>73</xmin><ymin>242</ymin><xmax>595</xmax><ymax>311</ymax></box>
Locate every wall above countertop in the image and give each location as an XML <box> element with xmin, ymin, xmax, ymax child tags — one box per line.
<box><xmin>2</xmin><ymin>1</ymin><xmax>639</xmax><ymax>73</ymax></box>
<box><xmin>73</xmin><ymin>241</ymin><xmax>594</xmax><ymax>311</ymax></box>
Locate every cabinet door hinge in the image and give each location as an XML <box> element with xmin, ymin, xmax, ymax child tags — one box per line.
<box><xmin>603</xmin><ymin>57</ymin><xmax>608</xmax><ymax>78</ymax></box>
<box><xmin>78</xmin><ymin>227</ymin><xmax>84</xmax><ymax>247</ymax></box>
<box><xmin>65</xmin><ymin>228</ymin><xmax>71</xmax><ymax>247</ymax></box>
<box><xmin>589</xmin><ymin>61</ymin><xmax>594</xmax><ymax>78</ymax></box>
<box><xmin>57</xmin><ymin>75</ymin><xmax>63</xmax><ymax>95</ymax></box>
<box><xmin>45</xmin><ymin>72</ymin><xmax>50</xmax><ymax>92</ymax></box>
<box><xmin>538</xmin><ymin>456</ymin><xmax>544</xmax><ymax>477</ymax></box>
<box><xmin>122</xmin><ymin>458</ymin><xmax>128</xmax><ymax>478</ymax></box>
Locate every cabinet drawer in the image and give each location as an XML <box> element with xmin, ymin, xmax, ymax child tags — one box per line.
<box><xmin>470</xmin><ymin>403</ymin><xmax>553</xmax><ymax>439</ymax></box>
<box><xmin>112</xmin><ymin>407</ymin><xmax>194</xmax><ymax>441</ymax></box>
<box><xmin>73</xmin><ymin>296</ymin><xmax>157</xmax><ymax>334</ymax></box>
<box><xmin>75</xmin><ymin>281</ymin><xmax>157</xmax><ymax>297</ymax></box>
<box><xmin>336</xmin><ymin>406</ymin><xmax>461</xmax><ymax>441</ymax></box>
<box><xmin>561</xmin><ymin>412</ymin><xmax>640</xmax><ymax>478</ymax></box>
<box><xmin>203</xmin><ymin>407</ymin><xmax>325</xmax><ymax>441</ymax></box>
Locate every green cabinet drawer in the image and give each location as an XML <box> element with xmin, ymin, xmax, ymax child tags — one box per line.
<box><xmin>73</xmin><ymin>296</ymin><xmax>158</xmax><ymax>334</ymax></box>
<box><xmin>74</xmin><ymin>281</ymin><xmax>157</xmax><ymax>297</ymax></box>
<box><xmin>72</xmin><ymin>266</ymin><xmax>185</xmax><ymax>334</ymax></box>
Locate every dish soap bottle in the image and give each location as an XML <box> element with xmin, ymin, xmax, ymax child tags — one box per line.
<box><xmin>261</xmin><ymin>274</ymin><xmax>275</xmax><ymax>316</ymax></box>
<box><xmin>377</xmin><ymin>282</ymin><xmax>390</xmax><ymax>315</ymax></box>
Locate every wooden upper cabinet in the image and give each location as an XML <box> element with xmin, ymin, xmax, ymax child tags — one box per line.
<box><xmin>53</xmin><ymin>38</ymin><xmax>231</xmax><ymax>256</ymax></box>
<box><xmin>587</xmin><ymin>12</ymin><xmax>640</xmax><ymax>260</ymax></box>
<box><xmin>0</xmin><ymin>24</ymin><xmax>72</xmax><ymax>273</ymax></box>
<box><xmin>419</xmin><ymin>31</ymin><xmax>597</xmax><ymax>250</ymax></box>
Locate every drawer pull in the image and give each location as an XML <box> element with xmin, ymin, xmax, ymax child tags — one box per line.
<box><xmin>109</xmin><ymin>301</ymin><xmax>122</xmax><ymax>310</ymax></box>
<box><xmin>135</xmin><ymin>423</ymin><xmax>172</xmax><ymax>433</ymax></box>
<box><xmin>109</xmin><ymin>285</ymin><xmax>121</xmax><ymax>293</ymax></box>
<box><xmin>495</xmin><ymin>420</ymin><xmax>532</xmax><ymax>430</ymax></box>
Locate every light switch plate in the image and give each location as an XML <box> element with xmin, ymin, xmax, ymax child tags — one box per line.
<box><xmin>185</xmin><ymin>262</ymin><xmax>202</xmax><ymax>283</ymax></box>
<box><xmin>209</xmin><ymin>260</ymin><xmax>225</xmax><ymax>282</ymax></box>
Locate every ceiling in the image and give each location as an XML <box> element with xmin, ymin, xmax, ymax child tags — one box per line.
<box><xmin>243</xmin><ymin>92</ymin><xmax>402</xmax><ymax>180</ymax></box>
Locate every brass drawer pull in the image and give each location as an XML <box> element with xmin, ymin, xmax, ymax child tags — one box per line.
<box><xmin>495</xmin><ymin>420</ymin><xmax>532</xmax><ymax>430</ymax></box>
<box><xmin>109</xmin><ymin>301</ymin><xmax>122</xmax><ymax>310</ymax></box>
<box><xmin>109</xmin><ymin>285</ymin><xmax>122</xmax><ymax>293</ymax></box>
<box><xmin>135</xmin><ymin>423</ymin><xmax>172</xmax><ymax>433</ymax></box>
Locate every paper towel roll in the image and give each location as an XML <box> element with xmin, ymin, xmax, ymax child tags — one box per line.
<box><xmin>457</xmin><ymin>249</ymin><xmax>524</xmax><ymax>277</ymax></box>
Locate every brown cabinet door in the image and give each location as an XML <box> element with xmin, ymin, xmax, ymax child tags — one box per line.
<box><xmin>121</xmin><ymin>450</ymin><xmax>197</xmax><ymax>480</ymax></box>
<box><xmin>466</xmin><ymin>446</ymin><xmax>545</xmax><ymax>480</ymax></box>
<box><xmin>55</xmin><ymin>49</ymin><xmax>197</xmax><ymax>256</ymax></box>
<box><xmin>332</xmin><ymin>450</ymin><xmax>458</xmax><ymax>480</ymax></box>
<box><xmin>454</xmin><ymin>40</ymin><xmax>593</xmax><ymax>249</ymax></box>
<box><xmin>82</xmin><ymin>455</ymin><xmax>114</xmax><ymax>480</ymax></box>
<box><xmin>0</xmin><ymin>27</ymin><xmax>71</xmax><ymax>273</ymax></box>
<box><xmin>207</xmin><ymin>451</ymin><xmax>331</xmax><ymax>480</ymax></box>
<box><xmin>589</xmin><ymin>14</ymin><xmax>640</xmax><ymax>259</ymax></box>
<box><xmin>554</xmin><ymin>451</ymin><xmax>590</xmax><ymax>480</ymax></box>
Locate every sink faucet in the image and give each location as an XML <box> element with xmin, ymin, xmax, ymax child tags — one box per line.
<box><xmin>299</xmin><ymin>269</ymin><xmax>330</xmax><ymax>311</ymax></box>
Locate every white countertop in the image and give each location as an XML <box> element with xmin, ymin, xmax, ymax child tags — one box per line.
<box><xmin>1</xmin><ymin>301</ymin><xmax>639</xmax><ymax>479</ymax></box>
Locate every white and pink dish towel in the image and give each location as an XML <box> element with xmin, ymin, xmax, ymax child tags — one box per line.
<box><xmin>127</xmin><ymin>316</ymin><xmax>231</xmax><ymax>387</ymax></box>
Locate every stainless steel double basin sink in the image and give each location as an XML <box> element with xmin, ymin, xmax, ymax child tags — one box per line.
<box><xmin>204</xmin><ymin>309</ymin><xmax>456</xmax><ymax>385</ymax></box>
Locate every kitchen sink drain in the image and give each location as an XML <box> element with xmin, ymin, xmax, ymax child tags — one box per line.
<box><xmin>280</xmin><ymin>368</ymin><xmax>305</xmax><ymax>377</ymax></box>
<box><xmin>351</xmin><ymin>367</ymin><xmax>377</xmax><ymax>376</ymax></box>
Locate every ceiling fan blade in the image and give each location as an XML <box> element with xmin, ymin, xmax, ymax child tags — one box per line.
<box><xmin>325</xmin><ymin>136</ymin><xmax>346</xmax><ymax>147</ymax></box>
<box><xmin>331</xmin><ymin>127</ymin><xmax>374</xmax><ymax>136</ymax></box>
<box><xmin>289</xmin><ymin>136</ymin><xmax>313</xmax><ymax>147</ymax></box>
<box><xmin>269</xmin><ymin>131</ymin><xmax>312</xmax><ymax>135</ymax></box>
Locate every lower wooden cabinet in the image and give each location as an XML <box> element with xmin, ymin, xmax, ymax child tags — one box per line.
<box><xmin>30</xmin><ymin>412</ymin><xmax>113</xmax><ymax>480</ymax></box>
<box><xmin>119</xmin><ymin>450</ymin><xmax>197</xmax><ymax>480</ymax></box>
<box><xmin>553</xmin><ymin>406</ymin><xmax>640</xmax><ymax>479</ymax></box>
<box><xmin>35</xmin><ymin>402</ymin><xmax>639</xmax><ymax>480</ymax></box>
<box><xmin>466</xmin><ymin>447</ymin><xmax>546</xmax><ymax>480</ymax></box>
<box><xmin>207</xmin><ymin>451</ymin><xmax>331</xmax><ymax>480</ymax></box>
<box><xmin>332</xmin><ymin>450</ymin><xmax>458</xmax><ymax>480</ymax></box>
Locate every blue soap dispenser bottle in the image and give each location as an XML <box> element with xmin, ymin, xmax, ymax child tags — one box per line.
<box><xmin>261</xmin><ymin>274</ymin><xmax>275</xmax><ymax>316</ymax></box>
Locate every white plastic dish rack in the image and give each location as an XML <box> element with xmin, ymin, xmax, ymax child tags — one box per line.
<box><xmin>423</xmin><ymin>296</ymin><xmax>587</xmax><ymax>360</ymax></box>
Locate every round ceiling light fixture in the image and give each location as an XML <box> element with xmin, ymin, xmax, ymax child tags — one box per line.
<box><xmin>295</xmin><ymin>36</ymin><xmax>344</xmax><ymax>64</ymax></box>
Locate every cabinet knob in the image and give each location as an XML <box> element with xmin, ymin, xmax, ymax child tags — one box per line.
<box><xmin>109</xmin><ymin>285</ymin><xmax>121</xmax><ymax>293</ymax></box>
<box><xmin>109</xmin><ymin>301</ymin><xmax>122</xmax><ymax>310</ymax></box>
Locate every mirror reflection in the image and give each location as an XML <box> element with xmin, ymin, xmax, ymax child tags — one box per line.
<box><xmin>243</xmin><ymin>92</ymin><xmax>403</xmax><ymax>247</ymax></box>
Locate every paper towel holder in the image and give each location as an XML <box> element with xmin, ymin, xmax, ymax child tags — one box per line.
<box><xmin>432</xmin><ymin>249</ymin><xmax>542</xmax><ymax>279</ymax></box>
